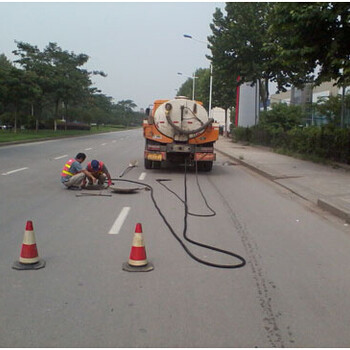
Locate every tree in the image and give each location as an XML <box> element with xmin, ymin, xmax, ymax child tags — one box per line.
<box><xmin>0</xmin><ymin>54</ymin><xmax>13</xmax><ymax>114</ymax></box>
<box><xmin>315</xmin><ymin>94</ymin><xmax>350</xmax><ymax>127</ymax></box>
<box><xmin>259</xmin><ymin>103</ymin><xmax>305</xmax><ymax>132</ymax></box>
<box><xmin>12</xmin><ymin>41</ymin><xmax>106</xmax><ymax>129</ymax></box>
<box><xmin>43</xmin><ymin>43</ymin><xmax>104</xmax><ymax>122</ymax></box>
<box><xmin>177</xmin><ymin>68</ymin><xmax>211</xmax><ymax>109</ymax></box>
<box><xmin>268</xmin><ymin>3</ymin><xmax>350</xmax><ymax>89</ymax></box>
<box><xmin>13</xmin><ymin>41</ymin><xmax>59</xmax><ymax>129</ymax></box>
<box><xmin>115</xmin><ymin>100</ymin><xmax>137</xmax><ymax>126</ymax></box>
<box><xmin>177</xmin><ymin>78</ymin><xmax>193</xmax><ymax>100</ymax></box>
<box><xmin>176</xmin><ymin>66</ymin><xmax>236</xmax><ymax>134</ymax></box>
<box><xmin>208</xmin><ymin>3</ymin><xmax>275</xmax><ymax>110</ymax></box>
<box><xmin>5</xmin><ymin>67</ymin><xmax>41</xmax><ymax>132</ymax></box>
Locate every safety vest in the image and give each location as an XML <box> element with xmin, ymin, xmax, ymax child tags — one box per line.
<box><xmin>61</xmin><ymin>158</ymin><xmax>76</xmax><ymax>178</ymax></box>
<box><xmin>87</xmin><ymin>161</ymin><xmax>104</xmax><ymax>174</ymax></box>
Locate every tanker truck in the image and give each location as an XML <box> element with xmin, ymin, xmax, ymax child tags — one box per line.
<box><xmin>143</xmin><ymin>97</ymin><xmax>219</xmax><ymax>171</ymax></box>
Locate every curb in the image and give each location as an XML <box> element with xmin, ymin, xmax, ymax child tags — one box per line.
<box><xmin>216</xmin><ymin>148</ymin><xmax>275</xmax><ymax>181</ymax></box>
<box><xmin>317</xmin><ymin>197</ymin><xmax>350</xmax><ymax>224</ymax></box>
<box><xmin>0</xmin><ymin>134</ymin><xmax>87</xmax><ymax>147</ymax></box>
<box><xmin>0</xmin><ymin>129</ymin><xmax>134</xmax><ymax>147</ymax></box>
<box><xmin>0</xmin><ymin>138</ymin><xmax>58</xmax><ymax>147</ymax></box>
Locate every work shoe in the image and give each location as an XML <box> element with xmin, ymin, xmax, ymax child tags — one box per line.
<box><xmin>67</xmin><ymin>185</ymin><xmax>82</xmax><ymax>191</ymax></box>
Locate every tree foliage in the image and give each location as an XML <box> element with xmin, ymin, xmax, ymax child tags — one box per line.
<box><xmin>315</xmin><ymin>93</ymin><xmax>350</xmax><ymax>126</ymax></box>
<box><xmin>208</xmin><ymin>3</ymin><xmax>274</xmax><ymax>110</ymax></box>
<box><xmin>0</xmin><ymin>41</ymin><xmax>142</xmax><ymax>130</ymax></box>
<box><xmin>268</xmin><ymin>3</ymin><xmax>350</xmax><ymax>89</ymax></box>
<box><xmin>204</xmin><ymin>2</ymin><xmax>350</xmax><ymax>117</ymax></box>
<box><xmin>177</xmin><ymin>68</ymin><xmax>211</xmax><ymax>108</ymax></box>
<box><xmin>259</xmin><ymin>103</ymin><xmax>305</xmax><ymax>131</ymax></box>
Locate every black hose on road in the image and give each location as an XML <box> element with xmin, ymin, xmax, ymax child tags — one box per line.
<box><xmin>110</xmin><ymin>162</ymin><xmax>246</xmax><ymax>269</ymax></box>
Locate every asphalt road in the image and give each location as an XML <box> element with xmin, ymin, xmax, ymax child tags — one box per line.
<box><xmin>1</xmin><ymin>129</ymin><xmax>350</xmax><ymax>347</ymax></box>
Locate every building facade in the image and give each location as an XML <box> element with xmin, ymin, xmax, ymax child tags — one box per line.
<box><xmin>270</xmin><ymin>80</ymin><xmax>349</xmax><ymax>126</ymax></box>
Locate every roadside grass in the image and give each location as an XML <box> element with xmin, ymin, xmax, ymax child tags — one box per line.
<box><xmin>0</xmin><ymin>125</ymin><xmax>130</xmax><ymax>143</ymax></box>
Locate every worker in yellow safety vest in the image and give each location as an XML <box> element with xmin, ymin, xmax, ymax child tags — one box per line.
<box><xmin>60</xmin><ymin>153</ymin><xmax>95</xmax><ymax>189</ymax></box>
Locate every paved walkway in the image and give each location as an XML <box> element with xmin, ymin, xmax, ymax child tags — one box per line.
<box><xmin>215</xmin><ymin>136</ymin><xmax>350</xmax><ymax>224</ymax></box>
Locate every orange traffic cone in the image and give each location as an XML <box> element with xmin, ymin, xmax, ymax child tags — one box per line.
<box><xmin>122</xmin><ymin>223</ymin><xmax>154</xmax><ymax>272</ymax></box>
<box><xmin>12</xmin><ymin>220</ymin><xmax>45</xmax><ymax>270</ymax></box>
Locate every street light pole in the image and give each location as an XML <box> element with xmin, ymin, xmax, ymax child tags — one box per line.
<box><xmin>192</xmin><ymin>73</ymin><xmax>196</xmax><ymax>100</ymax></box>
<box><xmin>209</xmin><ymin>64</ymin><xmax>213</xmax><ymax>118</ymax></box>
<box><xmin>183</xmin><ymin>34</ymin><xmax>208</xmax><ymax>45</ymax></box>
<box><xmin>177</xmin><ymin>72</ymin><xmax>197</xmax><ymax>100</ymax></box>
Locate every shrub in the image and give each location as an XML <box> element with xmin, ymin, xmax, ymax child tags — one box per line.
<box><xmin>232</xmin><ymin>103</ymin><xmax>350</xmax><ymax>164</ymax></box>
<box><xmin>259</xmin><ymin>103</ymin><xmax>305</xmax><ymax>131</ymax></box>
<box><xmin>56</xmin><ymin>121</ymin><xmax>90</xmax><ymax>130</ymax></box>
<box><xmin>232</xmin><ymin>126</ymin><xmax>252</xmax><ymax>142</ymax></box>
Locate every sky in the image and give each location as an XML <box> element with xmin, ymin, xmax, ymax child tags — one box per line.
<box><xmin>0</xmin><ymin>1</ymin><xmax>225</xmax><ymax>110</ymax></box>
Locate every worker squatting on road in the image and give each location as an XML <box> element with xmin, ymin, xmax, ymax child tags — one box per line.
<box><xmin>60</xmin><ymin>153</ymin><xmax>95</xmax><ymax>190</ymax></box>
<box><xmin>86</xmin><ymin>159</ymin><xmax>112</xmax><ymax>187</ymax></box>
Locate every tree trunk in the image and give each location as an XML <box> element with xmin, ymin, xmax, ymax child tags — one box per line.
<box><xmin>258</xmin><ymin>78</ymin><xmax>269</xmax><ymax>111</ymax></box>
<box><xmin>64</xmin><ymin>101</ymin><xmax>68</xmax><ymax>131</ymax></box>
<box><xmin>14</xmin><ymin>104</ymin><xmax>17</xmax><ymax>134</ymax></box>
<box><xmin>265</xmin><ymin>78</ymin><xmax>269</xmax><ymax>110</ymax></box>
<box><xmin>31</xmin><ymin>103</ymin><xmax>38</xmax><ymax>133</ymax></box>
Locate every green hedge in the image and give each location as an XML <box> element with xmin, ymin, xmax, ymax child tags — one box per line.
<box><xmin>233</xmin><ymin>125</ymin><xmax>350</xmax><ymax>164</ymax></box>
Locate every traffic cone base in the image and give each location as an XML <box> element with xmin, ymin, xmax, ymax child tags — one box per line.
<box><xmin>122</xmin><ymin>261</ymin><xmax>154</xmax><ymax>272</ymax></box>
<box><xmin>123</xmin><ymin>223</ymin><xmax>154</xmax><ymax>272</ymax></box>
<box><xmin>12</xmin><ymin>259</ymin><xmax>46</xmax><ymax>270</ymax></box>
<box><xmin>12</xmin><ymin>220</ymin><xmax>45</xmax><ymax>270</ymax></box>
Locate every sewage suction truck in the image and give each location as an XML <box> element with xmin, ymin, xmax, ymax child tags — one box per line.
<box><xmin>143</xmin><ymin>97</ymin><xmax>219</xmax><ymax>171</ymax></box>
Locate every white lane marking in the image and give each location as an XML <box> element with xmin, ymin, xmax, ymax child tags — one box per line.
<box><xmin>54</xmin><ymin>154</ymin><xmax>68</xmax><ymax>160</ymax></box>
<box><xmin>101</xmin><ymin>143</ymin><xmax>107</xmax><ymax>146</ymax></box>
<box><xmin>2</xmin><ymin>167</ymin><xmax>29</xmax><ymax>175</ymax></box>
<box><xmin>139</xmin><ymin>172</ymin><xmax>146</xmax><ymax>181</ymax></box>
<box><xmin>108</xmin><ymin>207</ymin><xmax>131</xmax><ymax>234</ymax></box>
<box><xmin>85</xmin><ymin>147</ymin><xmax>92</xmax><ymax>151</ymax></box>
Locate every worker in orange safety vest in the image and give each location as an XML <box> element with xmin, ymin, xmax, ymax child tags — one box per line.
<box><xmin>86</xmin><ymin>159</ymin><xmax>113</xmax><ymax>187</ymax></box>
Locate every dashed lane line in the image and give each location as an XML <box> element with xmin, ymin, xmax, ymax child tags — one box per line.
<box><xmin>85</xmin><ymin>147</ymin><xmax>92</xmax><ymax>151</ymax></box>
<box><xmin>108</xmin><ymin>207</ymin><xmax>131</xmax><ymax>234</ymax></box>
<box><xmin>2</xmin><ymin>167</ymin><xmax>29</xmax><ymax>175</ymax></box>
<box><xmin>54</xmin><ymin>154</ymin><xmax>68</xmax><ymax>160</ymax></box>
<box><xmin>139</xmin><ymin>172</ymin><xmax>146</xmax><ymax>181</ymax></box>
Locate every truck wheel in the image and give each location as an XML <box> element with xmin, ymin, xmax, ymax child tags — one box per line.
<box><xmin>153</xmin><ymin>161</ymin><xmax>161</xmax><ymax>169</ymax></box>
<box><xmin>144</xmin><ymin>158</ymin><xmax>152</xmax><ymax>169</ymax></box>
<box><xmin>198</xmin><ymin>161</ymin><xmax>213</xmax><ymax>172</ymax></box>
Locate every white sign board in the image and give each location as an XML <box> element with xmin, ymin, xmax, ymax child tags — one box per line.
<box><xmin>236</xmin><ymin>81</ymin><xmax>259</xmax><ymax>127</ymax></box>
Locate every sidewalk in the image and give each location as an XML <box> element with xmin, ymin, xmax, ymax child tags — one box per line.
<box><xmin>215</xmin><ymin>136</ymin><xmax>350</xmax><ymax>224</ymax></box>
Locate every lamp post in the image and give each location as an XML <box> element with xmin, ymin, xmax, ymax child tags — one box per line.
<box><xmin>177</xmin><ymin>72</ymin><xmax>197</xmax><ymax>100</ymax></box>
<box><xmin>183</xmin><ymin>34</ymin><xmax>208</xmax><ymax>45</ymax></box>
<box><xmin>183</xmin><ymin>34</ymin><xmax>213</xmax><ymax>118</ymax></box>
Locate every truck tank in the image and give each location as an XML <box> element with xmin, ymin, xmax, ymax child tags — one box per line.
<box><xmin>153</xmin><ymin>98</ymin><xmax>214</xmax><ymax>141</ymax></box>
